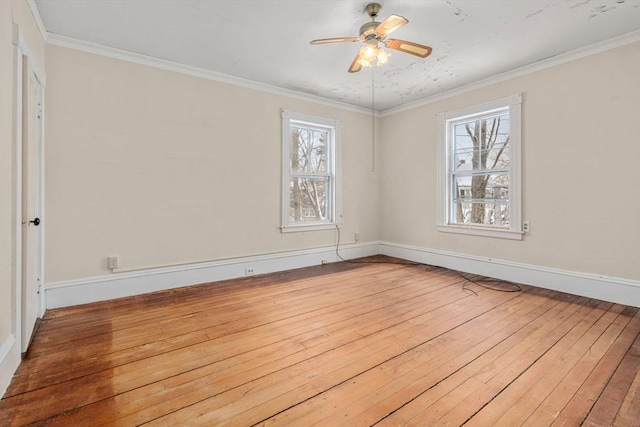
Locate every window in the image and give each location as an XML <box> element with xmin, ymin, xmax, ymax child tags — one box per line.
<box><xmin>437</xmin><ymin>94</ymin><xmax>522</xmax><ymax>240</ymax></box>
<box><xmin>281</xmin><ymin>110</ymin><xmax>341</xmax><ymax>232</ymax></box>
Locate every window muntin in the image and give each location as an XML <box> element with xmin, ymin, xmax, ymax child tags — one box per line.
<box><xmin>282</xmin><ymin>111</ymin><xmax>341</xmax><ymax>232</ymax></box>
<box><xmin>438</xmin><ymin>94</ymin><xmax>522</xmax><ymax>239</ymax></box>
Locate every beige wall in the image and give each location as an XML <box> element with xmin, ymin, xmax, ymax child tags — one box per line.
<box><xmin>44</xmin><ymin>45</ymin><xmax>381</xmax><ymax>282</ymax></box>
<box><xmin>0</xmin><ymin>1</ymin><xmax>45</xmax><ymax>349</ymax></box>
<box><xmin>380</xmin><ymin>42</ymin><xmax>640</xmax><ymax>281</ymax></box>
<box><xmin>40</xmin><ymin>35</ymin><xmax>640</xmax><ymax>291</ymax></box>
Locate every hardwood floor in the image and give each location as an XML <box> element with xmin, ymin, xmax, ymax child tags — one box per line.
<box><xmin>1</xmin><ymin>256</ymin><xmax>639</xmax><ymax>426</ymax></box>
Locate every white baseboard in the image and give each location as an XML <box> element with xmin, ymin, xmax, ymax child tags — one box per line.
<box><xmin>0</xmin><ymin>334</ymin><xmax>19</xmax><ymax>399</ymax></box>
<box><xmin>379</xmin><ymin>242</ymin><xmax>640</xmax><ymax>307</ymax></box>
<box><xmin>45</xmin><ymin>242</ymin><xmax>380</xmax><ymax>309</ymax></box>
<box><xmin>45</xmin><ymin>241</ymin><xmax>640</xmax><ymax>309</ymax></box>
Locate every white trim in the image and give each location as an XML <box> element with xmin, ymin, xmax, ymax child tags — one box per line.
<box><xmin>12</xmin><ymin>24</ymin><xmax>24</xmax><ymax>363</ymax></box>
<box><xmin>382</xmin><ymin>30</ymin><xmax>640</xmax><ymax>116</ymax></box>
<box><xmin>38</xmin><ymin>69</ymin><xmax>46</xmax><ymax>318</ymax></box>
<box><xmin>12</xmin><ymin>24</ymin><xmax>45</xmax><ymax>85</ymax></box>
<box><xmin>436</xmin><ymin>112</ymin><xmax>446</xmax><ymax>227</ymax></box>
<box><xmin>0</xmin><ymin>335</ymin><xmax>19</xmax><ymax>399</ymax></box>
<box><xmin>45</xmin><ymin>242</ymin><xmax>640</xmax><ymax>308</ymax></box>
<box><xmin>437</xmin><ymin>93</ymin><xmax>522</xmax><ymax>239</ymax></box>
<box><xmin>45</xmin><ymin>242</ymin><xmax>380</xmax><ymax>309</ymax></box>
<box><xmin>281</xmin><ymin>110</ymin><xmax>342</xmax><ymax>232</ymax></box>
<box><xmin>510</xmin><ymin>94</ymin><xmax>523</xmax><ymax>236</ymax></box>
<box><xmin>45</xmin><ymin>241</ymin><xmax>640</xmax><ymax>310</ymax></box>
<box><xmin>26</xmin><ymin>0</ymin><xmax>48</xmax><ymax>42</ymax></box>
<box><xmin>436</xmin><ymin>225</ymin><xmax>523</xmax><ymax>240</ymax></box>
<box><xmin>379</xmin><ymin>242</ymin><xmax>640</xmax><ymax>308</ymax></box>
<box><xmin>280</xmin><ymin>223</ymin><xmax>343</xmax><ymax>233</ymax></box>
<box><xmin>45</xmin><ymin>33</ymin><xmax>372</xmax><ymax>115</ymax></box>
<box><xmin>439</xmin><ymin>94</ymin><xmax>522</xmax><ymax>122</ymax></box>
<box><xmin>12</xmin><ymin>24</ymin><xmax>47</xmax><ymax>355</ymax></box>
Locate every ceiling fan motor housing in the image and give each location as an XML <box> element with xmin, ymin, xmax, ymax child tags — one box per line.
<box><xmin>360</xmin><ymin>21</ymin><xmax>381</xmax><ymax>40</ymax></box>
<box><xmin>361</xmin><ymin>3</ymin><xmax>383</xmax><ymax>41</ymax></box>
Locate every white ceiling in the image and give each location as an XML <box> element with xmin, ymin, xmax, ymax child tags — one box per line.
<box><xmin>34</xmin><ymin>0</ymin><xmax>640</xmax><ymax>112</ymax></box>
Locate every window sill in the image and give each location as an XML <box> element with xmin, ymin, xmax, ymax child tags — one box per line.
<box><xmin>437</xmin><ymin>224</ymin><xmax>523</xmax><ymax>240</ymax></box>
<box><xmin>281</xmin><ymin>222</ymin><xmax>342</xmax><ymax>233</ymax></box>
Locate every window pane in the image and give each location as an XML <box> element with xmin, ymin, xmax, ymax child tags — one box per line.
<box><xmin>291</xmin><ymin>126</ymin><xmax>328</xmax><ymax>173</ymax></box>
<box><xmin>453</xmin><ymin>173</ymin><xmax>509</xmax><ymax>226</ymax></box>
<box><xmin>453</xmin><ymin>113</ymin><xmax>510</xmax><ymax>172</ymax></box>
<box><xmin>289</xmin><ymin>177</ymin><xmax>329</xmax><ymax>222</ymax></box>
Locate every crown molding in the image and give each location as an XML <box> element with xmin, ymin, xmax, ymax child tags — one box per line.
<box><xmin>45</xmin><ymin>33</ymin><xmax>375</xmax><ymax>116</ymax></box>
<box><xmin>43</xmin><ymin>28</ymin><xmax>639</xmax><ymax>118</ymax></box>
<box><xmin>26</xmin><ymin>0</ymin><xmax>48</xmax><ymax>42</ymax></box>
<box><xmin>381</xmin><ymin>30</ymin><xmax>640</xmax><ymax>117</ymax></box>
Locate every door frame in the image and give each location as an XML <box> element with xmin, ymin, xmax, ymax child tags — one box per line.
<box><xmin>12</xmin><ymin>24</ymin><xmax>46</xmax><ymax>354</ymax></box>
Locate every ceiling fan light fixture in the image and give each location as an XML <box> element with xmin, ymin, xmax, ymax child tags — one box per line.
<box><xmin>359</xmin><ymin>44</ymin><xmax>389</xmax><ymax>67</ymax></box>
<box><xmin>359</xmin><ymin>58</ymin><xmax>373</xmax><ymax>68</ymax></box>
<box><xmin>376</xmin><ymin>47</ymin><xmax>389</xmax><ymax>64</ymax></box>
<box><xmin>310</xmin><ymin>3</ymin><xmax>432</xmax><ymax>73</ymax></box>
<box><xmin>361</xmin><ymin>44</ymin><xmax>378</xmax><ymax>61</ymax></box>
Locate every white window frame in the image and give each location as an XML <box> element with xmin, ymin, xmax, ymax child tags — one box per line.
<box><xmin>281</xmin><ymin>110</ymin><xmax>342</xmax><ymax>232</ymax></box>
<box><xmin>437</xmin><ymin>94</ymin><xmax>523</xmax><ymax>240</ymax></box>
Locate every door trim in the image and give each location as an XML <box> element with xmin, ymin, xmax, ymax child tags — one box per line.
<box><xmin>12</xmin><ymin>24</ymin><xmax>46</xmax><ymax>355</ymax></box>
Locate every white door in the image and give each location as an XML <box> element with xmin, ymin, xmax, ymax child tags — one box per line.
<box><xmin>21</xmin><ymin>58</ymin><xmax>43</xmax><ymax>352</ymax></box>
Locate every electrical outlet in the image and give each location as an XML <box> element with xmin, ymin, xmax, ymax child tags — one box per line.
<box><xmin>354</xmin><ymin>232</ymin><xmax>360</xmax><ymax>242</ymax></box>
<box><xmin>245</xmin><ymin>267</ymin><xmax>255</xmax><ymax>275</ymax></box>
<box><xmin>321</xmin><ymin>259</ymin><xmax>329</xmax><ymax>265</ymax></box>
<box><xmin>107</xmin><ymin>256</ymin><xmax>119</xmax><ymax>269</ymax></box>
<box><xmin>523</xmin><ymin>221</ymin><xmax>530</xmax><ymax>232</ymax></box>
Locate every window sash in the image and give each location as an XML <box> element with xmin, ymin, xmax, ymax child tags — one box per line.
<box><xmin>290</xmin><ymin>124</ymin><xmax>331</xmax><ymax>174</ymax></box>
<box><xmin>447</xmin><ymin>119</ymin><xmax>512</xmax><ymax>230</ymax></box>
<box><xmin>289</xmin><ymin>176</ymin><xmax>332</xmax><ymax>223</ymax></box>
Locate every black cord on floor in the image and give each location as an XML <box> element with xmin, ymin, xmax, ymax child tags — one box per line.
<box><xmin>456</xmin><ymin>270</ymin><xmax>522</xmax><ymax>296</ymax></box>
<box><xmin>334</xmin><ymin>225</ymin><xmax>522</xmax><ymax>296</ymax></box>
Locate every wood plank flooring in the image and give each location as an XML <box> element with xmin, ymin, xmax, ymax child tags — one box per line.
<box><xmin>1</xmin><ymin>256</ymin><xmax>639</xmax><ymax>426</ymax></box>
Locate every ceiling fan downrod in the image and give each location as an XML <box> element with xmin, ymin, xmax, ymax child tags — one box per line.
<box><xmin>360</xmin><ymin>3</ymin><xmax>382</xmax><ymax>40</ymax></box>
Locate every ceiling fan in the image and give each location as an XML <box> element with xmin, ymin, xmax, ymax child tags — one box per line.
<box><xmin>310</xmin><ymin>3</ymin><xmax>432</xmax><ymax>73</ymax></box>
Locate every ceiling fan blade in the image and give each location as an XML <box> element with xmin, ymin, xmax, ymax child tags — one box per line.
<box><xmin>348</xmin><ymin>52</ymin><xmax>363</xmax><ymax>73</ymax></box>
<box><xmin>385</xmin><ymin>39</ymin><xmax>433</xmax><ymax>58</ymax></box>
<box><xmin>375</xmin><ymin>14</ymin><xmax>408</xmax><ymax>36</ymax></box>
<box><xmin>310</xmin><ymin>37</ymin><xmax>359</xmax><ymax>45</ymax></box>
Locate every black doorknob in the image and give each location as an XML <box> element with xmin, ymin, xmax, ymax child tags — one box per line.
<box><xmin>29</xmin><ymin>218</ymin><xmax>40</xmax><ymax>226</ymax></box>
